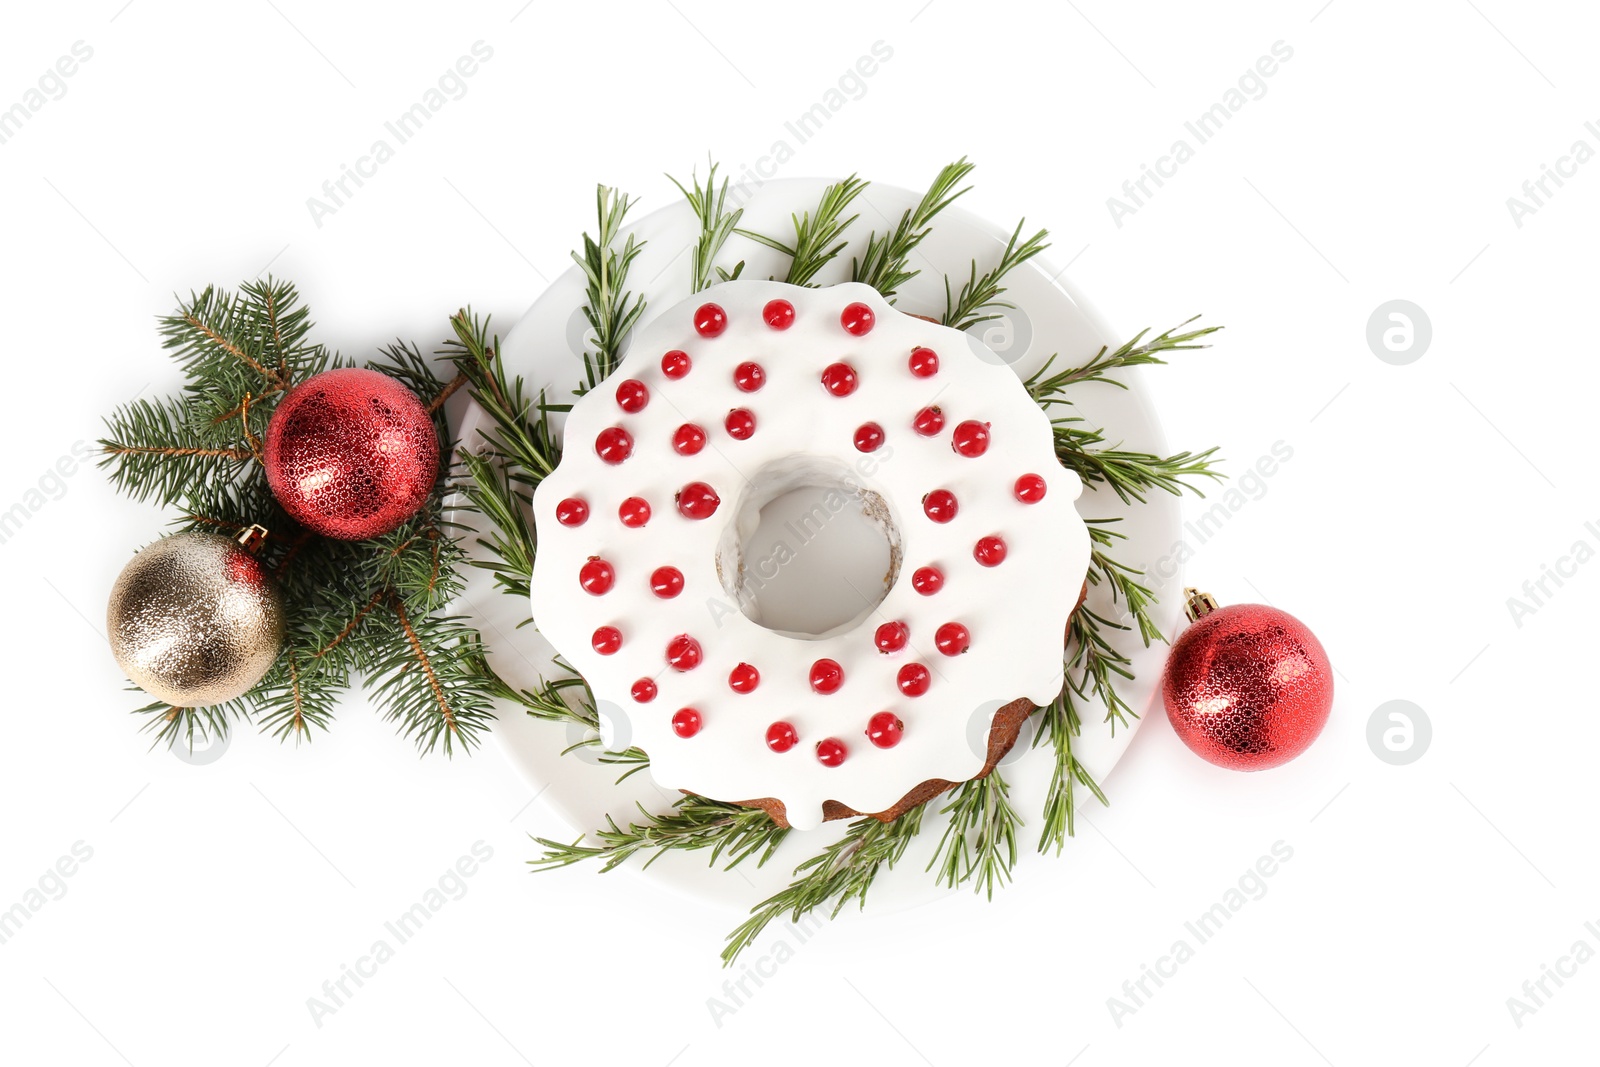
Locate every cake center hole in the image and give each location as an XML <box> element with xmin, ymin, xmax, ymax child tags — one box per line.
<box><xmin>716</xmin><ymin>462</ymin><xmax>900</xmax><ymax>639</ymax></box>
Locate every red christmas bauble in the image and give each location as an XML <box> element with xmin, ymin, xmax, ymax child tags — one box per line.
<box><xmin>263</xmin><ymin>368</ymin><xmax>439</xmax><ymax>540</ymax></box>
<box><xmin>1161</xmin><ymin>590</ymin><xmax>1333</xmax><ymax>770</ymax></box>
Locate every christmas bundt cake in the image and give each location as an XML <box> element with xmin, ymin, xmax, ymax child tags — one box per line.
<box><xmin>528</xmin><ymin>280</ymin><xmax>1091</xmax><ymax>829</ymax></box>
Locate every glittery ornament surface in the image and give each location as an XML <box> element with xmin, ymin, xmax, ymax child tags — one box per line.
<box><xmin>263</xmin><ymin>367</ymin><xmax>439</xmax><ymax>540</ymax></box>
<box><xmin>1161</xmin><ymin>602</ymin><xmax>1332</xmax><ymax>770</ymax></box>
<box><xmin>107</xmin><ymin>532</ymin><xmax>285</xmax><ymax>707</ymax></box>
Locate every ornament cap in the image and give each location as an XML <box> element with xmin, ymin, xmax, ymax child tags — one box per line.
<box><xmin>1182</xmin><ymin>587</ymin><xmax>1220</xmax><ymax>622</ymax></box>
<box><xmin>235</xmin><ymin>524</ymin><xmax>270</xmax><ymax>555</ymax></box>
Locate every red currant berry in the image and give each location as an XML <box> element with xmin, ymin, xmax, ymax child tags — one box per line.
<box><xmin>666</xmin><ymin>634</ymin><xmax>703</xmax><ymax>671</ymax></box>
<box><xmin>661</xmin><ymin>349</ymin><xmax>692</xmax><ymax>379</ymax></box>
<box><xmin>952</xmin><ymin>420</ymin><xmax>991</xmax><ymax>457</ymax></box>
<box><xmin>594</xmin><ymin>426</ymin><xmax>634</xmax><ymax>464</ymax></box>
<box><xmin>908</xmin><ymin>346</ymin><xmax>939</xmax><ymax>378</ymax></box>
<box><xmin>840</xmin><ymin>301</ymin><xmax>875</xmax><ymax>336</ymax></box>
<box><xmin>734</xmin><ymin>361</ymin><xmax>766</xmax><ymax>392</ymax></box>
<box><xmin>913</xmin><ymin>405</ymin><xmax>945</xmax><ymax>436</ymax></box>
<box><xmin>725</xmin><ymin>408</ymin><xmax>756</xmax><ymax>439</ymax></box>
<box><xmin>591</xmin><ymin>626</ymin><xmax>623</xmax><ymax>655</ymax></box>
<box><xmin>555</xmin><ymin>497</ymin><xmax>589</xmax><ymax>526</ymax></box>
<box><xmin>615</xmin><ymin>378</ymin><xmax>649</xmax><ymax>413</ymax></box>
<box><xmin>650</xmin><ymin>566</ymin><xmax>684</xmax><ymax>599</ymax></box>
<box><xmin>820</xmin><ymin>362</ymin><xmax>859</xmax><ymax>397</ymax></box>
<box><xmin>1014</xmin><ymin>473</ymin><xmax>1047</xmax><ymax>503</ymax></box>
<box><xmin>922</xmin><ymin>489</ymin><xmax>958</xmax><ymax>524</ymax></box>
<box><xmin>935</xmin><ymin>622</ymin><xmax>971</xmax><ymax>656</ymax></box>
<box><xmin>672</xmin><ymin>423</ymin><xmax>707</xmax><ymax>456</ymax></box>
<box><xmin>763</xmin><ymin>299</ymin><xmax>795</xmax><ymax>330</ymax></box>
<box><xmin>618</xmin><ymin>497</ymin><xmax>651</xmax><ymax>528</ymax></box>
<box><xmin>578</xmin><ymin>557</ymin><xmax>615</xmax><ymax>595</ymax></box>
<box><xmin>866</xmin><ymin>711</ymin><xmax>904</xmax><ymax>749</ymax></box>
<box><xmin>766</xmin><ymin>721</ymin><xmax>799</xmax><ymax>752</ymax></box>
<box><xmin>676</xmin><ymin>481</ymin><xmax>720</xmax><ymax>519</ymax></box>
<box><xmin>671</xmin><ymin>708</ymin><xmax>703</xmax><ymax>738</ymax></box>
<box><xmin>853</xmin><ymin>422</ymin><xmax>885</xmax><ymax>452</ymax></box>
<box><xmin>729</xmin><ymin>662</ymin><xmax>760</xmax><ymax>693</ymax></box>
<box><xmin>694</xmin><ymin>302</ymin><xmax>727</xmax><ymax>337</ymax></box>
<box><xmin>874</xmin><ymin>621</ymin><xmax>909</xmax><ymax>653</ymax></box>
<box><xmin>897</xmin><ymin>663</ymin><xmax>931</xmax><ymax>697</ymax></box>
<box><xmin>911</xmin><ymin>566</ymin><xmax>944</xmax><ymax>595</ymax></box>
<box><xmin>815</xmin><ymin>738</ymin><xmax>848</xmax><ymax>766</ymax></box>
<box><xmin>809</xmin><ymin>658</ymin><xmax>844</xmax><ymax>694</ymax></box>
<box><xmin>631</xmin><ymin>678</ymin><xmax>657</xmax><ymax>703</ymax></box>
<box><xmin>974</xmin><ymin>535</ymin><xmax>1007</xmax><ymax>566</ymax></box>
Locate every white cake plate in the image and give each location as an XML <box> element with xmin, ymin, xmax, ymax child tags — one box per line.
<box><xmin>446</xmin><ymin>176</ymin><xmax>1182</xmax><ymax>915</ymax></box>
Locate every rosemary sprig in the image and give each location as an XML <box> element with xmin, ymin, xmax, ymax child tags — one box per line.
<box><xmin>1086</xmin><ymin>518</ymin><xmax>1162</xmax><ymax>646</ymax></box>
<box><xmin>455</xmin><ymin>449</ymin><xmax>534</xmax><ymax>603</ymax></box>
<box><xmin>1054</xmin><ymin>426</ymin><xmax>1224</xmax><ymax>506</ymax></box>
<box><xmin>532</xmin><ymin>795</ymin><xmax>788</xmax><ymax>875</ymax></box>
<box><xmin>1033</xmin><ymin>690</ymin><xmax>1108</xmax><ymax>855</ymax></box>
<box><xmin>670</xmin><ymin>161</ymin><xmax>745</xmax><ymax>292</ymax></box>
<box><xmin>1025</xmin><ymin>315</ymin><xmax>1221</xmax><ymax>397</ymax></box>
<box><xmin>927</xmin><ymin>771</ymin><xmax>1021</xmax><ymax>899</ymax></box>
<box><xmin>1028</xmin><ymin>317</ymin><xmax>1226</xmax><ymax>505</ymax></box>
<box><xmin>852</xmin><ymin>157</ymin><xmax>975</xmax><ymax>300</ymax></box>
<box><xmin>1068</xmin><ymin>608</ymin><xmax>1138</xmax><ymax>730</ymax></box>
<box><xmin>737</xmin><ymin>174</ymin><xmax>869</xmax><ymax>287</ymax></box>
<box><xmin>442</xmin><ymin>308</ymin><xmax>562</xmax><ymax>487</ymax></box>
<box><xmin>942</xmin><ymin>220</ymin><xmax>1049</xmax><ymax>331</ymax></box>
<box><xmin>573</xmin><ymin>186</ymin><xmax>646</xmax><ymax>391</ymax></box>
<box><xmin>721</xmin><ymin>806</ymin><xmax>926</xmax><ymax>965</ymax></box>
<box><xmin>480</xmin><ymin>669</ymin><xmax>651</xmax><ymax>777</ymax></box>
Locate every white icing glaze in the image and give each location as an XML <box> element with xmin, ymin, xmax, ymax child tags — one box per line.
<box><xmin>529</xmin><ymin>280</ymin><xmax>1090</xmax><ymax>829</ymax></box>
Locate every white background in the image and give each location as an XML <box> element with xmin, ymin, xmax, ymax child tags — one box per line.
<box><xmin>1</xmin><ymin>1</ymin><xmax>1594</xmax><ymax>1064</ymax></box>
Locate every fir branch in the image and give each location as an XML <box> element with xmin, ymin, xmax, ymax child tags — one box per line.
<box><xmin>738</xmin><ymin>174</ymin><xmax>869</xmax><ymax>287</ymax></box>
<box><xmin>159</xmin><ymin>281</ymin><xmax>330</xmax><ymax>410</ymax></box>
<box><xmin>852</xmin><ymin>157</ymin><xmax>974</xmax><ymax>299</ymax></box>
<box><xmin>242</xmin><ymin>276</ymin><xmax>314</xmax><ymax>382</ymax></box>
<box><xmin>105</xmin><ymin>278</ymin><xmax>506</xmax><ymax>755</ymax></box>
<box><xmin>927</xmin><ymin>770</ymin><xmax>1021</xmax><ymax>899</ymax></box>
<box><xmin>572</xmin><ymin>186</ymin><xmax>646</xmax><ymax>391</ymax></box>
<box><xmin>369</xmin><ymin>519</ymin><xmax>464</xmax><ymax>617</ymax></box>
<box><xmin>366</xmin><ymin>604</ymin><xmax>495</xmax><ymax>756</ymax></box>
<box><xmin>99</xmin><ymin>396</ymin><xmax>254</xmax><ymax>506</ymax></box>
<box><xmin>251</xmin><ymin>648</ymin><xmax>343</xmax><ymax>742</ymax></box>
<box><xmin>428</xmin><ymin>373</ymin><xmax>469</xmax><ymax>413</ymax></box>
<box><xmin>721</xmin><ymin>806</ymin><xmax>925</xmax><ymax>966</ymax></box>
<box><xmin>531</xmin><ymin>795</ymin><xmax>788</xmax><ymax>874</ymax></box>
<box><xmin>370</xmin><ymin>338</ymin><xmax>460</xmax><ymax>418</ymax></box>
<box><xmin>669</xmin><ymin>161</ymin><xmax>745</xmax><ymax>293</ymax></box>
<box><xmin>171</xmin><ymin>288</ymin><xmax>276</xmax><ymax>381</ymax></box>
<box><xmin>942</xmin><ymin>220</ymin><xmax>1050</xmax><ymax>332</ymax></box>
<box><xmin>208</xmin><ymin>383</ymin><xmax>290</xmax><ymax>428</ymax></box>
<box><xmin>310</xmin><ymin>590</ymin><xmax>384</xmax><ymax>664</ymax></box>
<box><xmin>1025</xmin><ymin>316</ymin><xmax>1220</xmax><ymax>398</ymax></box>
<box><xmin>134</xmin><ymin>700</ymin><xmax>244</xmax><ymax>753</ymax></box>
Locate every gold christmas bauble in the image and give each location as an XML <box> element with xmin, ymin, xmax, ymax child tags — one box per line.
<box><xmin>107</xmin><ymin>529</ymin><xmax>285</xmax><ymax>707</ymax></box>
